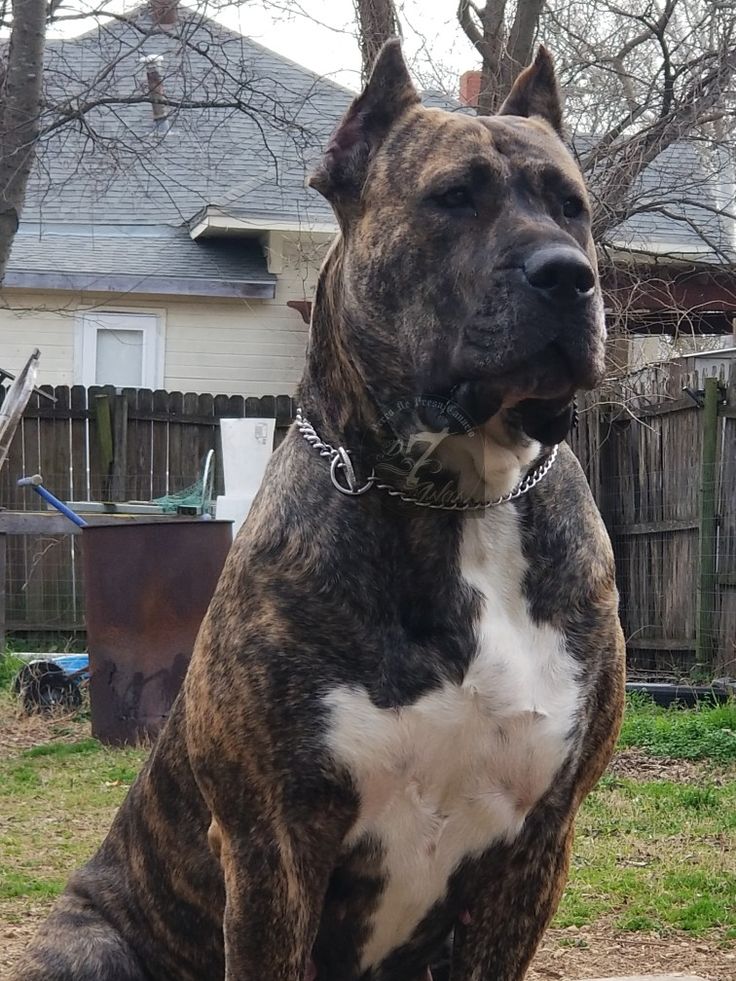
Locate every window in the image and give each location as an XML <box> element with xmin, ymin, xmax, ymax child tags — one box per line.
<box><xmin>76</xmin><ymin>311</ymin><xmax>164</xmax><ymax>388</ymax></box>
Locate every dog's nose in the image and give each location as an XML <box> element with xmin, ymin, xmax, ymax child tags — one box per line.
<box><xmin>523</xmin><ymin>246</ymin><xmax>595</xmax><ymax>302</ymax></box>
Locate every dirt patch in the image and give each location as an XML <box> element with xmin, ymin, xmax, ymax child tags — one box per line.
<box><xmin>0</xmin><ymin>902</ymin><xmax>53</xmax><ymax>978</ymax></box>
<box><xmin>0</xmin><ymin>695</ymin><xmax>90</xmax><ymax>758</ymax></box>
<box><xmin>529</xmin><ymin>918</ymin><xmax>735</xmax><ymax>981</ymax></box>
<box><xmin>607</xmin><ymin>748</ymin><xmax>732</xmax><ymax>785</ymax></box>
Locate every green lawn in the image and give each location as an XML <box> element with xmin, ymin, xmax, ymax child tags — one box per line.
<box><xmin>0</xmin><ymin>734</ymin><xmax>147</xmax><ymax>911</ymax></box>
<box><xmin>0</xmin><ymin>688</ymin><xmax>734</xmax><ymax>942</ymax></box>
<box><xmin>558</xmin><ymin>772</ymin><xmax>736</xmax><ymax>936</ymax></box>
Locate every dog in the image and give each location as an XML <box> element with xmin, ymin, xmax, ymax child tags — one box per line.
<box><xmin>11</xmin><ymin>42</ymin><xmax>625</xmax><ymax>981</ymax></box>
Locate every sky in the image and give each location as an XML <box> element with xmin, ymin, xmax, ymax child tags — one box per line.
<box><xmin>51</xmin><ymin>0</ymin><xmax>480</xmax><ymax>95</ymax></box>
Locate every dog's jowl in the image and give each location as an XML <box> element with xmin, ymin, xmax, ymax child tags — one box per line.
<box><xmin>12</xmin><ymin>42</ymin><xmax>625</xmax><ymax>981</ymax></box>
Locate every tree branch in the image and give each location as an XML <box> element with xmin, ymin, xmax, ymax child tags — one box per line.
<box><xmin>593</xmin><ymin>43</ymin><xmax>736</xmax><ymax>240</ymax></box>
<box><xmin>457</xmin><ymin>0</ymin><xmax>483</xmax><ymax>50</ymax></box>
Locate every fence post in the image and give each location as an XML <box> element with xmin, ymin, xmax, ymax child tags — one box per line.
<box><xmin>695</xmin><ymin>376</ymin><xmax>719</xmax><ymax>672</ymax></box>
<box><xmin>110</xmin><ymin>392</ymin><xmax>129</xmax><ymax>502</ymax></box>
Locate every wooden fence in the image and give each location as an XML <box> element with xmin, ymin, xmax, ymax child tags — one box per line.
<box><xmin>0</xmin><ymin>386</ymin><xmax>295</xmax><ymax>635</ymax></box>
<box><xmin>2</xmin><ymin>370</ymin><xmax>735</xmax><ymax>679</ymax></box>
<box><xmin>572</xmin><ymin>356</ymin><xmax>736</xmax><ymax>679</ymax></box>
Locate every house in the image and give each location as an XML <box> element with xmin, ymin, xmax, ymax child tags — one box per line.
<box><xmin>2</xmin><ymin>1</ymin><xmax>735</xmax><ymax>394</ymax></box>
<box><xmin>0</xmin><ymin>0</ymin><xmax>350</xmax><ymax>396</ymax></box>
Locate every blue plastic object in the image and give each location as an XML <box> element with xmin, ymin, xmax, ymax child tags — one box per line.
<box><xmin>50</xmin><ymin>654</ymin><xmax>89</xmax><ymax>678</ymax></box>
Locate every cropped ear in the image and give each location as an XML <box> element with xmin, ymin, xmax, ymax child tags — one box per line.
<box><xmin>309</xmin><ymin>39</ymin><xmax>420</xmax><ymax>204</ymax></box>
<box><xmin>498</xmin><ymin>46</ymin><xmax>563</xmax><ymax>135</ymax></box>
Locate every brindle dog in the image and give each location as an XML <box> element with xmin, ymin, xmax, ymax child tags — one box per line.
<box><xmin>11</xmin><ymin>43</ymin><xmax>625</xmax><ymax>981</ymax></box>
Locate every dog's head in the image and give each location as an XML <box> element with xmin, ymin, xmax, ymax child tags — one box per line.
<box><xmin>309</xmin><ymin>42</ymin><xmax>605</xmax><ymax>445</ymax></box>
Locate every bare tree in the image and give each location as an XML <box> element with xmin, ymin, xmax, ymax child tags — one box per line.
<box><xmin>0</xmin><ymin>0</ymin><xmax>48</xmax><ymax>279</ymax></box>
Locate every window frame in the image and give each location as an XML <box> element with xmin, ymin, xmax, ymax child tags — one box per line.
<box><xmin>74</xmin><ymin>309</ymin><xmax>165</xmax><ymax>389</ymax></box>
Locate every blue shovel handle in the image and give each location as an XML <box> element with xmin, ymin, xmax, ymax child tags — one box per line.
<box><xmin>17</xmin><ymin>476</ymin><xmax>88</xmax><ymax>528</ymax></box>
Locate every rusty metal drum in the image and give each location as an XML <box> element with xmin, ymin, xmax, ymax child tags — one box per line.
<box><xmin>82</xmin><ymin>520</ymin><xmax>232</xmax><ymax>745</ymax></box>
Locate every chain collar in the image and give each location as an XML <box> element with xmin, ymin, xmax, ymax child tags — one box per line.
<box><xmin>295</xmin><ymin>408</ymin><xmax>558</xmax><ymax>512</ymax></box>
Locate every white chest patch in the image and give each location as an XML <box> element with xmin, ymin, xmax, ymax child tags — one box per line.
<box><xmin>323</xmin><ymin>508</ymin><xmax>581</xmax><ymax>970</ymax></box>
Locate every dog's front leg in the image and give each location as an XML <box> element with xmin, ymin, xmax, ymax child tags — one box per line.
<box><xmin>203</xmin><ymin>790</ymin><xmax>355</xmax><ymax>981</ymax></box>
<box><xmin>215</xmin><ymin>818</ymin><xmax>329</xmax><ymax>981</ymax></box>
<box><xmin>450</xmin><ymin>808</ymin><xmax>575</xmax><ymax>981</ymax></box>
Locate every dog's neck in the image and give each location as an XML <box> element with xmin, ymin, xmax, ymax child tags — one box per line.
<box><xmin>297</xmin><ymin>242</ymin><xmax>381</xmax><ymax>447</ymax></box>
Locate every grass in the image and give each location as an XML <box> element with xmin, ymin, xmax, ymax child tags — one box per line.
<box><xmin>0</xmin><ymin>691</ymin><xmax>734</xmax><ymax>943</ymax></box>
<box><xmin>620</xmin><ymin>693</ymin><xmax>736</xmax><ymax>763</ymax></box>
<box><xmin>0</xmin><ymin>737</ymin><xmax>147</xmax><ymax>908</ymax></box>
<box><xmin>555</xmin><ymin>774</ymin><xmax>736</xmax><ymax>934</ymax></box>
<box><xmin>555</xmin><ymin>695</ymin><xmax>736</xmax><ymax>935</ymax></box>
<box><xmin>0</xmin><ymin>653</ymin><xmax>25</xmax><ymax>692</ymax></box>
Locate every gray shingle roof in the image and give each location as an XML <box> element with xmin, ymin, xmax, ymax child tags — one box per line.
<box><xmin>5</xmin><ymin>224</ymin><xmax>275</xmax><ymax>297</ymax></box>
<box><xmin>597</xmin><ymin>141</ymin><xmax>736</xmax><ymax>262</ymax></box>
<box><xmin>6</xmin><ymin>4</ymin><xmax>734</xmax><ymax>292</ymax></box>
<box><xmin>25</xmin><ymin>5</ymin><xmax>352</xmax><ymax>227</ymax></box>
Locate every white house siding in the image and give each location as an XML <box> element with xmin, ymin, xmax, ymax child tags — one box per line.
<box><xmin>0</xmin><ymin>295</ymin><xmax>75</xmax><ymax>383</ymax></box>
<box><xmin>629</xmin><ymin>333</ymin><xmax>735</xmax><ymax>371</ymax></box>
<box><xmin>0</xmin><ymin>235</ymin><xmax>330</xmax><ymax>396</ymax></box>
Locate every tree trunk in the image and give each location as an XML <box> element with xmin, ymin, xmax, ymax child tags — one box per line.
<box><xmin>458</xmin><ymin>0</ymin><xmax>543</xmax><ymax>115</ymax></box>
<box><xmin>499</xmin><ymin>0</ymin><xmax>544</xmax><ymax>97</ymax></box>
<box><xmin>0</xmin><ymin>0</ymin><xmax>47</xmax><ymax>283</ymax></box>
<box><xmin>355</xmin><ymin>0</ymin><xmax>401</xmax><ymax>83</ymax></box>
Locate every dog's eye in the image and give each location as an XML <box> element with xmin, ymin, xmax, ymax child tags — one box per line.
<box><xmin>434</xmin><ymin>186</ymin><xmax>475</xmax><ymax>212</ymax></box>
<box><xmin>562</xmin><ymin>196</ymin><xmax>584</xmax><ymax>219</ymax></box>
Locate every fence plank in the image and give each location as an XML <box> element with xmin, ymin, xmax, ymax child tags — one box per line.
<box><xmin>227</xmin><ymin>395</ymin><xmax>246</xmax><ymax>417</ymax></box>
<box><xmin>196</xmin><ymin>393</ymin><xmax>216</xmax><ymax>499</ymax></box>
<box><xmin>1</xmin><ymin>393</ymin><xmax>24</xmax><ymax>509</ymax></box>
<box><xmin>50</xmin><ymin>386</ymin><xmax>72</xmax><ymax>502</ymax></box>
<box><xmin>167</xmin><ymin>391</ymin><xmax>184</xmax><ymax>493</ymax></box>
<box><xmin>88</xmin><ymin>385</ymin><xmax>115</xmax><ymax>500</ymax></box>
<box><xmin>151</xmin><ymin>390</ymin><xmax>169</xmax><ymax>499</ymax></box>
<box><xmin>257</xmin><ymin>395</ymin><xmax>274</xmax><ymax>420</ymax></box>
<box><xmin>70</xmin><ymin>385</ymin><xmax>88</xmax><ymax>501</ymax></box>
<box><xmin>22</xmin><ymin>392</ymin><xmax>42</xmax><ymax>490</ymax></box>
<box><xmin>181</xmin><ymin>392</ymin><xmax>202</xmax><ymax>492</ymax></box>
<box><xmin>245</xmin><ymin>396</ymin><xmax>261</xmax><ymax>417</ymax></box>
<box><xmin>110</xmin><ymin>392</ymin><xmax>129</xmax><ymax>502</ymax></box>
<box><xmin>275</xmin><ymin>394</ymin><xmax>293</xmax><ymax>430</ymax></box>
<box><xmin>696</xmin><ymin>376</ymin><xmax>720</xmax><ymax>670</ymax></box>
<box><xmin>213</xmin><ymin>394</ymin><xmax>230</xmax><ymax>418</ymax></box>
<box><xmin>134</xmin><ymin>388</ymin><xmax>154</xmax><ymax>502</ymax></box>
